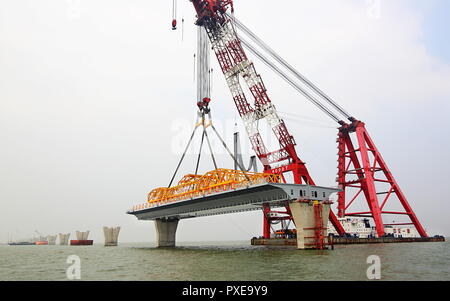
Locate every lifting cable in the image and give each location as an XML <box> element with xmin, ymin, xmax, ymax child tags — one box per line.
<box><xmin>195</xmin><ymin>116</ymin><xmax>219</xmax><ymax>174</ymax></box>
<box><xmin>168</xmin><ymin>124</ymin><xmax>199</xmax><ymax>188</ymax></box>
<box><xmin>204</xmin><ymin>127</ymin><xmax>218</xmax><ymax>170</ymax></box>
<box><xmin>193</xmin><ymin>54</ymin><xmax>196</xmax><ymax>82</ymax></box>
<box><xmin>195</xmin><ymin>130</ymin><xmax>206</xmax><ymax>175</ymax></box>
<box><xmin>168</xmin><ymin>113</ymin><xmax>251</xmax><ymax>187</ymax></box>
<box><xmin>197</xmin><ymin>27</ymin><xmax>211</xmax><ymax>100</ymax></box>
<box><xmin>228</xmin><ymin>13</ymin><xmax>354</xmax><ymax>123</ymax></box>
<box><xmin>168</xmin><ymin>13</ymin><xmax>253</xmax><ymax>187</ymax></box>
<box><xmin>239</xmin><ymin>37</ymin><xmax>342</xmax><ymax>124</ymax></box>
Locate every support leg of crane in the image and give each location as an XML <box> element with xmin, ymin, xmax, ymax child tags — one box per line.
<box><xmin>155</xmin><ymin>218</ymin><xmax>179</xmax><ymax>248</ymax></box>
<box><xmin>289</xmin><ymin>200</ymin><xmax>331</xmax><ymax>250</ymax></box>
<box><xmin>337</xmin><ymin>121</ymin><xmax>428</xmax><ymax>237</ymax></box>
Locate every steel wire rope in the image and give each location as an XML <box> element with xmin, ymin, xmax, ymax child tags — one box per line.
<box><xmin>239</xmin><ymin>37</ymin><xmax>342</xmax><ymax>123</ymax></box>
<box><xmin>228</xmin><ymin>13</ymin><xmax>353</xmax><ymax>122</ymax></box>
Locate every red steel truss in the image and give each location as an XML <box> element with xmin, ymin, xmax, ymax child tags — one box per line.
<box><xmin>337</xmin><ymin>120</ymin><xmax>427</xmax><ymax>237</ymax></box>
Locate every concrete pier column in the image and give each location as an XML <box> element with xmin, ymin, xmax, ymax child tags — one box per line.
<box><xmin>289</xmin><ymin>201</ymin><xmax>331</xmax><ymax>249</ymax></box>
<box><xmin>103</xmin><ymin>226</ymin><xmax>121</xmax><ymax>246</ymax></box>
<box><xmin>76</xmin><ymin>231</ymin><xmax>90</xmax><ymax>240</ymax></box>
<box><xmin>58</xmin><ymin>233</ymin><xmax>70</xmax><ymax>245</ymax></box>
<box><xmin>46</xmin><ymin>235</ymin><xmax>57</xmax><ymax>245</ymax></box>
<box><xmin>154</xmin><ymin>218</ymin><xmax>179</xmax><ymax>247</ymax></box>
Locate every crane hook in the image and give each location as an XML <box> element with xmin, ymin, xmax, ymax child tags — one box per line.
<box><xmin>172</xmin><ymin>0</ymin><xmax>177</xmax><ymax>30</ymax></box>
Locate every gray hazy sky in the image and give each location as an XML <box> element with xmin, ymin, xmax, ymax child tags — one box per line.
<box><xmin>1</xmin><ymin>0</ymin><xmax>449</xmax><ymax>243</ymax></box>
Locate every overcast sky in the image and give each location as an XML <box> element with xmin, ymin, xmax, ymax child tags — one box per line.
<box><xmin>1</xmin><ymin>0</ymin><xmax>449</xmax><ymax>243</ymax></box>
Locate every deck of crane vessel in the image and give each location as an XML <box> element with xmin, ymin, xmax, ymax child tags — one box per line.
<box><xmin>127</xmin><ymin>183</ymin><xmax>339</xmax><ymax>221</ymax></box>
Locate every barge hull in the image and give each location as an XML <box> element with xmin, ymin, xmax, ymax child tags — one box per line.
<box><xmin>70</xmin><ymin>240</ymin><xmax>94</xmax><ymax>246</ymax></box>
<box><xmin>251</xmin><ymin>236</ymin><xmax>445</xmax><ymax>247</ymax></box>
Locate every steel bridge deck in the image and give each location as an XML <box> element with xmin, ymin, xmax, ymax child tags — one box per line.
<box><xmin>127</xmin><ymin>183</ymin><xmax>339</xmax><ymax>221</ymax></box>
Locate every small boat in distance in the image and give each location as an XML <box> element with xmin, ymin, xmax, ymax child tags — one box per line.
<box><xmin>70</xmin><ymin>240</ymin><xmax>93</xmax><ymax>246</ymax></box>
<box><xmin>8</xmin><ymin>233</ymin><xmax>36</xmax><ymax>246</ymax></box>
<box><xmin>8</xmin><ymin>241</ymin><xmax>35</xmax><ymax>246</ymax></box>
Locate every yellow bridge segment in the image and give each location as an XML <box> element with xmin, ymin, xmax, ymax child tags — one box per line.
<box><xmin>146</xmin><ymin>168</ymin><xmax>282</xmax><ymax>206</ymax></box>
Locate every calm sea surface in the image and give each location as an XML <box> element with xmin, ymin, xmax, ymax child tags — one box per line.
<box><xmin>0</xmin><ymin>240</ymin><xmax>449</xmax><ymax>281</ymax></box>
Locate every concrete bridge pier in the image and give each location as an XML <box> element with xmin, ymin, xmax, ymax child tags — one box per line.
<box><xmin>155</xmin><ymin>218</ymin><xmax>179</xmax><ymax>247</ymax></box>
<box><xmin>103</xmin><ymin>226</ymin><xmax>121</xmax><ymax>246</ymax></box>
<box><xmin>46</xmin><ymin>235</ymin><xmax>57</xmax><ymax>245</ymax></box>
<box><xmin>58</xmin><ymin>233</ymin><xmax>70</xmax><ymax>245</ymax></box>
<box><xmin>76</xmin><ymin>230</ymin><xmax>90</xmax><ymax>240</ymax></box>
<box><xmin>289</xmin><ymin>200</ymin><xmax>331</xmax><ymax>250</ymax></box>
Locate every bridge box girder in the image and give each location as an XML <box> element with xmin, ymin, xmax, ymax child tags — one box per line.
<box><xmin>128</xmin><ymin>183</ymin><xmax>339</xmax><ymax>221</ymax></box>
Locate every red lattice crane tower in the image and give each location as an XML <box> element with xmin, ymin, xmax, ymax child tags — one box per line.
<box><xmin>179</xmin><ymin>0</ymin><xmax>427</xmax><ymax>238</ymax></box>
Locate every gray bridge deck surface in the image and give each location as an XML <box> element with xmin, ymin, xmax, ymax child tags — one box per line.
<box><xmin>127</xmin><ymin>183</ymin><xmax>339</xmax><ymax>221</ymax></box>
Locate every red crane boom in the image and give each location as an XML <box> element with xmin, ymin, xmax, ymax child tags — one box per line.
<box><xmin>189</xmin><ymin>0</ymin><xmax>345</xmax><ymax>237</ymax></box>
<box><xmin>186</xmin><ymin>0</ymin><xmax>427</xmax><ymax>238</ymax></box>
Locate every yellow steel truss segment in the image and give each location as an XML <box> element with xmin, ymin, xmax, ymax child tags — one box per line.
<box><xmin>147</xmin><ymin>169</ymin><xmax>282</xmax><ymax>205</ymax></box>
